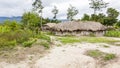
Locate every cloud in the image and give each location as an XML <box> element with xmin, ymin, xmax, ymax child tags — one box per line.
<box><xmin>0</xmin><ymin>0</ymin><xmax>33</xmax><ymax>17</ymax></box>
<box><xmin>0</xmin><ymin>0</ymin><xmax>120</xmax><ymax>19</ymax></box>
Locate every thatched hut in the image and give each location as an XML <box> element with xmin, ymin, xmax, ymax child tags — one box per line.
<box><xmin>43</xmin><ymin>23</ymin><xmax>57</xmax><ymax>31</ymax></box>
<box><xmin>52</xmin><ymin>21</ymin><xmax>107</xmax><ymax>36</ymax></box>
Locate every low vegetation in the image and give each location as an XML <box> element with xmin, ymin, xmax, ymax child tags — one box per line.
<box><xmin>86</xmin><ymin>50</ymin><xmax>116</xmax><ymax>61</ymax></box>
<box><xmin>105</xmin><ymin>30</ymin><xmax>120</xmax><ymax>37</ymax></box>
<box><xmin>58</xmin><ymin>36</ymin><xmax>120</xmax><ymax>44</ymax></box>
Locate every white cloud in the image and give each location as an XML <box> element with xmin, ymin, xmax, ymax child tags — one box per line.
<box><xmin>0</xmin><ymin>0</ymin><xmax>120</xmax><ymax>19</ymax></box>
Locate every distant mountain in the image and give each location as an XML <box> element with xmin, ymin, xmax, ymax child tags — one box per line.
<box><xmin>0</xmin><ymin>16</ymin><xmax>22</xmax><ymax>23</ymax></box>
<box><xmin>59</xmin><ymin>19</ymin><xmax>69</xmax><ymax>22</ymax></box>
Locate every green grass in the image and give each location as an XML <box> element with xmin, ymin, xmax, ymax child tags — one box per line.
<box><xmin>86</xmin><ymin>50</ymin><xmax>116</xmax><ymax>61</ymax></box>
<box><xmin>36</xmin><ymin>32</ymin><xmax>51</xmax><ymax>42</ymax></box>
<box><xmin>86</xmin><ymin>50</ymin><xmax>103</xmax><ymax>58</ymax></box>
<box><xmin>58</xmin><ymin>36</ymin><xmax>120</xmax><ymax>44</ymax></box>
<box><xmin>105</xmin><ymin>30</ymin><xmax>120</xmax><ymax>37</ymax></box>
<box><xmin>40</xmin><ymin>41</ymin><xmax>50</xmax><ymax>49</ymax></box>
<box><xmin>22</xmin><ymin>38</ymin><xmax>37</xmax><ymax>47</ymax></box>
<box><xmin>102</xmin><ymin>45</ymin><xmax>110</xmax><ymax>48</ymax></box>
<box><xmin>104</xmin><ymin>53</ymin><xmax>116</xmax><ymax>61</ymax></box>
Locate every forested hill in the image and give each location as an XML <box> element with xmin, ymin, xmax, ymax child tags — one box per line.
<box><xmin>0</xmin><ymin>16</ymin><xmax>21</xmax><ymax>23</ymax></box>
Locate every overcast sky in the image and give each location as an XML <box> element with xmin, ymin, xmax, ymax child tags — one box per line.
<box><xmin>0</xmin><ymin>0</ymin><xmax>120</xmax><ymax>19</ymax></box>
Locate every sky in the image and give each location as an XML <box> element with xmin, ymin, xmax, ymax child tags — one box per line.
<box><xmin>0</xmin><ymin>0</ymin><xmax>120</xmax><ymax>19</ymax></box>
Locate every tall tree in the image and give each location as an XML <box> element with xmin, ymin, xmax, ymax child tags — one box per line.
<box><xmin>67</xmin><ymin>5</ymin><xmax>79</xmax><ymax>21</ymax></box>
<box><xmin>32</xmin><ymin>0</ymin><xmax>44</xmax><ymax>30</ymax></box>
<box><xmin>81</xmin><ymin>14</ymin><xmax>90</xmax><ymax>21</ymax></box>
<box><xmin>107</xmin><ymin>8</ymin><xmax>119</xmax><ymax>19</ymax></box>
<box><xmin>89</xmin><ymin>0</ymin><xmax>108</xmax><ymax>14</ymax></box>
<box><xmin>22</xmin><ymin>12</ymin><xmax>40</xmax><ymax>30</ymax></box>
<box><xmin>103</xmin><ymin>8</ymin><xmax>120</xmax><ymax>26</ymax></box>
<box><xmin>52</xmin><ymin>6</ymin><xmax>59</xmax><ymax>20</ymax></box>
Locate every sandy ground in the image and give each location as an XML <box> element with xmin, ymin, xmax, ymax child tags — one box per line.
<box><xmin>0</xmin><ymin>37</ymin><xmax>120</xmax><ymax>68</ymax></box>
<box><xmin>0</xmin><ymin>42</ymin><xmax>120</xmax><ymax>68</ymax></box>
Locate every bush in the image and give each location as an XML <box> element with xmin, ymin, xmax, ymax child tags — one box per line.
<box><xmin>105</xmin><ymin>30</ymin><xmax>120</xmax><ymax>37</ymax></box>
<box><xmin>0</xmin><ymin>26</ymin><xmax>11</xmax><ymax>33</ymax></box>
<box><xmin>14</xmin><ymin>30</ymin><xmax>33</xmax><ymax>43</ymax></box>
<box><xmin>22</xmin><ymin>38</ymin><xmax>36</xmax><ymax>47</ymax></box>
<box><xmin>0</xmin><ymin>29</ymin><xmax>34</xmax><ymax>50</ymax></box>
<box><xmin>0</xmin><ymin>39</ymin><xmax>16</xmax><ymax>51</ymax></box>
<box><xmin>36</xmin><ymin>33</ymin><xmax>51</xmax><ymax>42</ymax></box>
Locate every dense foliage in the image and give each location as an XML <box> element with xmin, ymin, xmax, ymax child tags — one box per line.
<box><xmin>22</xmin><ymin>12</ymin><xmax>40</xmax><ymax>30</ymax></box>
<box><xmin>81</xmin><ymin>7</ymin><xmax>120</xmax><ymax>27</ymax></box>
<box><xmin>89</xmin><ymin>0</ymin><xmax>108</xmax><ymax>14</ymax></box>
<box><xmin>105</xmin><ymin>30</ymin><xmax>120</xmax><ymax>37</ymax></box>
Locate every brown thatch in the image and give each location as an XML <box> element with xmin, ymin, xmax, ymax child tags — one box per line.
<box><xmin>44</xmin><ymin>23</ymin><xmax>57</xmax><ymax>28</ymax></box>
<box><xmin>53</xmin><ymin>21</ymin><xmax>106</xmax><ymax>31</ymax></box>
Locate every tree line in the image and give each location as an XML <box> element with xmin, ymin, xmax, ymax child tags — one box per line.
<box><xmin>22</xmin><ymin>0</ymin><xmax>120</xmax><ymax>31</ymax></box>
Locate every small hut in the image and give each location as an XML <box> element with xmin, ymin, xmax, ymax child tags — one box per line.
<box><xmin>43</xmin><ymin>23</ymin><xmax>57</xmax><ymax>31</ymax></box>
<box><xmin>52</xmin><ymin>21</ymin><xmax>106</xmax><ymax>36</ymax></box>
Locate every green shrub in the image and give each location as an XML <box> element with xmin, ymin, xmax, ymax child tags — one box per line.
<box><xmin>14</xmin><ymin>30</ymin><xmax>33</xmax><ymax>43</ymax></box>
<box><xmin>0</xmin><ymin>26</ymin><xmax>11</xmax><ymax>33</ymax></box>
<box><xmin>22</xmin><ymin>38</ymin><xmax>36</xmax><ymax>47</ymax></box>
<box><xmin>0</xmin><ymin>29</ymin><xmax>34</xmax><ymax>50</ymax></box>
<box><xmin>36</xmin><ymin>33</ymin><xmax>51</xmax><ymax>42</ymax></box>
<box><xmin>0</xmin><ymin>39</ymin><xmax>16</xmax><ymax>51</ymax></box>
<box><xmin>105</xmin><ymin>30</ymin><xmax>120</xmax><ymax>37</ymax></box>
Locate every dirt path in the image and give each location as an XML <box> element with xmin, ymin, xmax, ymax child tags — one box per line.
<box><xmin>35</xmin><ymin>43</ymin><xmax>120</xmax><ymax>68</ymax></box>
<box><xmin>0</xmin><ymin>36</ymin><xmax>120</xmax><ymax>68</ymax></box>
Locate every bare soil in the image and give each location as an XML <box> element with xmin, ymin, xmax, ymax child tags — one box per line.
<box><xmin>0</xmin><ymin>37</ymin><xmax>120</xmax><ymax>68</ymax></box>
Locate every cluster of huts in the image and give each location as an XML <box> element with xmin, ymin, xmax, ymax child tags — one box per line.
<box><xmin>43</xmin><ymin>21</ymin><xmax>107</xmax><ymax>36</ymax></box>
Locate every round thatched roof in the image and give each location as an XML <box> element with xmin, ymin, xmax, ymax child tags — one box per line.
<box><xmin>53</xmin><ymin>21</ymin><xmax>106</xmax><ymax>31</ymax></box>
<box><xmin>44</xmin><ymin>23</ymin><xmax>57</xmax><ymax>28</ymax></box>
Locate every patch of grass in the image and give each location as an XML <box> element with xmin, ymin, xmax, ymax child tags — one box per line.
<box><xmin>58</xmin><ymin>36</ymin><xmax>120</xmax><ymax>44</ymax></box>
<box><xmin>22</xmin><ymin>38</ymin><xmax>36</xmax><ymax>47</ymax></box>
<box><xmin>104</xmin><ymin>54</ymin><xmax>116</xmax><ymax>61</ymax></box>
<box><xmin>40</xmin><ymin>41</ymin><xmax>50</xmax><ymax>49</ymax></box>
<box><xmin>58</xmin><ymin>37</ymin><xmax>80</xmax><ymax>44</ymax></box>
<box><xmin>102</xmin><ymin>45</ymin><xmax>110</xmax><ymax>48</ymax></box>
<box><xmin>105</xmin><ymin>30</ymin><xmax>120</xmax><ymax>37</ymax></box>
<box><xmin>86</xmin><ymin>50</ymin><xmax>116</xmax><ymax>61</ymax></box>
<box><xmin>86</xmin><ymin>50</ymin><xmax>103</xmax><ymax>58</ymax></box>
<box><xmin>115</xmin><ymin>44</ymin><xmax>120</xmax><ymax>46</ymax></box>
<box><xmin>36</xmin><ymin>33</ymin><xmax>51</xmax><ymax>42</ymax></box>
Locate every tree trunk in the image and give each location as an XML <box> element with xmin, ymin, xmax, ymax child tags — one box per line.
<box><xmin>40</xmin><ymin>12</ymin><xmax>43</xmax><ymax>31</ymax></box>
<box><xmin>94</xmin><ymin>9</ymin><xmax>96</xmax><ymax>15</ymax></box>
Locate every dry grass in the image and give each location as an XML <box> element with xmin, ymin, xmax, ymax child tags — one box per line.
<box><xmin>0</xmin><ymin>45</ymin><xmax>47</xmax><ymax>63</ymax></box>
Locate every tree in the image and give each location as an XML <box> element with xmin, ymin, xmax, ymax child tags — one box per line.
<box><xmin>22</xmin><ymin>12</ymin><xmax>40</xmax><ymax>30</ymax></box>
<box><xmin>90</xmin><ymin>14</ymin><xmax>99</xmax><ymax>21</ymax></box>
<box><xmin>97</xmin><ymin>13</ymin><xmax>106</xmax><ymax>23</ymax></box>
<box><xmin>107</xmin><ymin>8</ymin><xmax>119</xmax><ymax>19</ymax></box>
<box><xmin>67</xmin><ymin>5</ymin><xmax>79</xmax><ymax>21</ymax></box>
<box><xmin>89</xmin><ymin>0</ymin><xmax>108</xmax><ymax>14</ymax></box>
<box><xmin>103</xmin><ymin>8</ymin><xmax>119</xmax><ymax>26</ymax></box>
<box><xmin>81</xmin><ymin>14</ymin><xmax>90</xmax><ymax>21</ymax></box>
<box><xmin>52</xmin><ymin>6</ymin><xmax>59</xmax><ymax>20</ymax></box>
<box><xmin>114</xmin><ymin>20</ymin><xmax>120</xmax><ymax>28</ymax></box>
<box><xmin>32</xmin><ymin>0</ymin><xmax>44</xmax><ymax>30</ymax></box>
<box><xmin>3</xmin><ymin>20</ymin><xmax>21</xmax><ymax>31</ymax></box>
